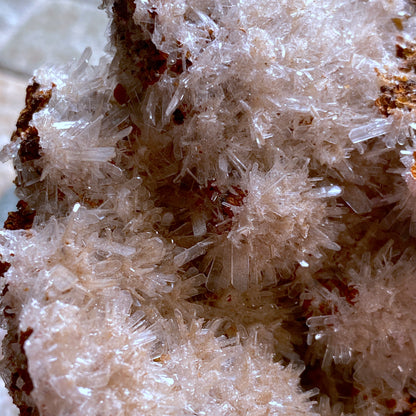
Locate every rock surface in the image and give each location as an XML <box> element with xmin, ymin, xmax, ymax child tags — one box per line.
<box><xmin>2</xmin><ymin>0</ymin><xmax>416</xmax><ymax>414</ymax></box>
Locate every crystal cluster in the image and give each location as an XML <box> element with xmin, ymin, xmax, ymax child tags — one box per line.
<box><xmin>2</xmin><ymin>0</ymin><xmax>416</xmax><ymax>414</ymax></box>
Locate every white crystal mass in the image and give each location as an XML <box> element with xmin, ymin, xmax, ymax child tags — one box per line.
<box><xmin>2</xmin><ymin>0</ymin><xmax>416</xmax><ymax>414</ymax></box>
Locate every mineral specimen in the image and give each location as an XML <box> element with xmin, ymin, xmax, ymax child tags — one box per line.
<box><xmin>2</xmin><ymin>0</ymin><xmax>416</xmax><ymax>414</ymax></box>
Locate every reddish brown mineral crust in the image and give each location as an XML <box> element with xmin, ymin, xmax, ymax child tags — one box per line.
<box><xmin>112</xmin><ymin>0</ymin><xmax>169</xmax><ymax>89</ymax></box>
<box><xmin>385</xmin><ymin>398</ymin><xmax>397</xmax><ymax>410</ymax></box>
<box><xmin>172</xmin><ymin>108</ymin><xmax>185</xmax><ymax>125</ymax></box>
<box><xmin>112</xmin><ymin>0</ymin><xmax>192</xmax><ymax>97</ymax></box>
<box><xmin>114</xmin><ymin>83</ymin><xmax>130</xmax><ymax>105</ymax></box>
<box><xmin>376</xmin><ymin>40</ymin><xmax>416</xmax><ymax>116</ymax></box>
<box><xmin>400</xmin><ymin>394</ymin><xmax>416</xmax><ymax>416</ymax></box>
<box><xmin>12</xmin><ymin>81</ymin><xmax>52</xmax><ymax>141</ymax></box>
<box><xmin>395</xmin><ymin>38</ymin><xmax>416</xmax><ymax>72</ymax></box>
<box><xmin>8</xmin><ymin>80</ymin><xmax>54</xmax><ymax>229</ymax></box>
<box><xmin>12</xmin><ymin>81</ymin><xmax>53</xmax><ymax>150</ymax></box>
<box><xmin>412</xmin><ymin>152</ymin><xmax>416</xmax><ymax>180</ymax></box>
<box><xmin>4</xmin><ymin>200</ymin><xmax>36</xmax><ymax>230</ymax></box>
<box><xmin>7</xmin><ymin>327</ymin><xmax>37</xmax><ymax>416</ymax></box>
<box><xmin>375</xmin><ymin>74</ymin><xmax>416</xmax><ymax>115</ymax></box>
<box><xmin>0</xmin><ymin>259</ymin><xmax>10</xmax><ymax>278</ymax></box>
<box><xmin>16</xmin><ymin>329</ymin><xmax>34</xmax><ymax>396</ymax></box>
<box><xmin>18</xmin><ymin>126</ymin><xmax>41</xmax><ymax>163</ymax></box>
<box><xmin>391</xmin><ymin>17</ymin><xmax>404</xmax><ymax>31</ymax></box>
<box><xmin>2</xmin><ymin>282</ymin><xmax>38</xmax><ymax>416</ymax></box>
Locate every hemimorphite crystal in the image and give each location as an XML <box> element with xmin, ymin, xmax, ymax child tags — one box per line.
<box><xmin>2</xmin><ymin>0</ymin><xmax>416</xmax><ymax>415</ymax></box>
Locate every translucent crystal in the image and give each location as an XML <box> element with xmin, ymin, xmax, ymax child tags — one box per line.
<box><xmin>348</xmin><ymin>118</ymin><xmax>393</xmax><ymax>143</ymax></box>
<box><xmin>2</xmin><ymin>0</ymin><xmax>416</xmax><ymax>414</ymax></box>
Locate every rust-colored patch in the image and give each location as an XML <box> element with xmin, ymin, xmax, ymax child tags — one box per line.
<box><xmin>302</xmin><ymin>273</ymin><xmax>358</xmax><ymax>320</ymax></box>
<box><xmin>153</xmin><ymin>353</ymin><xmax>170</xmax><ymax>363</ymax></box>
<box><xmin>112</xmin><ymin>0</ymin><xmax>136</xmax><ymax>21</ymax></box>
<box><xmin>224</xmin><ymin>322</ymin><xmax>237</xmax><ymax>338</ymax></box>
<box><xmin>172</xmin><ymin>108</ymin><xmax>185</xmax><ymax>125</ymax></box>
<box><xmin>169</xmin><ymin>56</ymin><xmax>193</xmax><ymax>75</ymax></box>
<box><xmin>114</xmin><ymin>83</ymin><xmax>130</xmax><ymax>105</ymax></box>
<box><xmin>10</xmin><ymin>369</ymin><xmax>35</xmax><ymax>406</ymax></box>
<box><xmin>396</xmin><ymin>38</ymin><xmax>416</xmax><ymax>72</ymax></box>
<box><xmin>392</xmin><ymin>17</ymin><xmax>404</xmax><ymax>31</ymax></box>
<box><xmin>318</xmin><ymin>276</ymin><xmax>358</xmax><ymax>306</ymax></box>
<box><xmin>9</xmin><ymin>328</ymin><xmax>35</xmax><ymax>405</ymax></box>
<box><xmin>18</xmin><ymin>126</ymin><xmax>41</xmax><ymax>163</ymax></box>
<box><xmin>13</xmin><ymin>81</ymin><xmax>53</xmax><ymax>140</ymax></box>
<box><xmin>375</xmin><ymin>70</ymin><xmax>416</xmax><ymax>116</ymax></box>
<box><xmin>113</xmin><ymin>0</ymin><xmax>192</xmax><ymax>92</ymax></box>
<box><xmin>155</xmin><ymin>175</ymin><xmax>247</xmax><ymax>239</ymax></box>
<box><xmin>11</xmin><ymin>80</ymin><xmax>54</xmax><ymax>170</ymax></box>
<box><xmin>398</xmin><ymin>393</ymin><xmax>416</xmax><ymax>416</ymax></box>
<box><xmin>83</xmin><ymin>197</ymin><xmax>104</xmax><ymax>208</ymax></box>
<box><xmin>301</xmin><ymin>298</ymin><xmax>313</xmax><ymax>317</ymax></box>
<box><xmin>113</xmin><ymin>0</ymin><xmax>169</xmax><ymax>88</ymax></box>
<box><xmin>12</xmin><ymin>81</ymin><xmax>53</xmax><ymax>143</ymax></box>
<box><xmin>19</xmin><ymin>328</ymin><xmax>34</xmax><ymax>349</ymax></box>
<box><xmin>4</xmin><ymin>200</ymin><xmax>36</xmax><ymax>230</ymax></box>
<box><xmin>1</xmin><ymin>296</ymin><xmax>39</xmax><ymax>415</ymax></box>
<box><xmin>205</xmin><ymin>183</ymin><xmax>247</xmax><ymax>234</ymax></box>
<box><xmin>376</xmin><ymin>38</ymin><xmax>416</xmax><ymax>116</ymax></box>
<box><xmin>412</xmin><ymin>151</ymin><xmax>416</xmax><ymax>180</ymax></box>
<box><xmin>385</xmin><ymin>398</ymin><xmax>397</xmax><ymax>410</ymax></box>
<box><xmin>299</xmin><ymin>115</ymin><xmax>314</xmax><ymax>126</ymax></box>
<box><xmin>0</xmin><ymin>259</ymin><xmax>11</xmax><ymax>277</ymax></box>
<box><xmin>220</xmin><ymin>186</ymin><xmax>247</xmax><ymax>218</ymax></box>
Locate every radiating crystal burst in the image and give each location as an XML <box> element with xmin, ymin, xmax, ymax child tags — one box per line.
<box><xmin>2</xmin><ymin>0</ymin><xmax>416</xmax><ymax>414</ymax></box>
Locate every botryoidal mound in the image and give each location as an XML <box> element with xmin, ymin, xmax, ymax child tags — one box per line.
<box><xmin>2</xmin><ymin>0</ymin><xmax>416</xmax><ymax>414</ymax></box>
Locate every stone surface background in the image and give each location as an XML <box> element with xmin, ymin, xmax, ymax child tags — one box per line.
<box><xmin>0</xmin><ymin>0</ymin><xmax>107</xmax><ymax>411</ymax></box>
